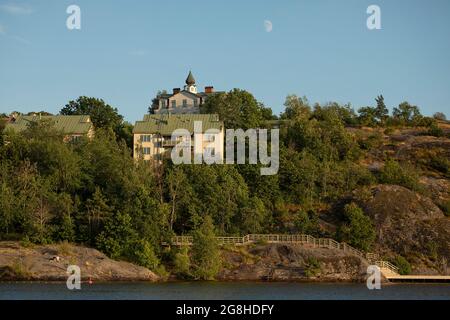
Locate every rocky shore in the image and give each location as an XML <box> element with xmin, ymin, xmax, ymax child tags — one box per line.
<box><xmin>0</xmin><ymin>241</ymin><xmax>376</xmax><ymax>283</ymax></box>
<box><xmin>0</xmin><ymin>242</ymin><xmax>159</xmax><ymax>282</ymax></box>
<box><xmin>218</xmin><ymin>243</ymin><xmax>373</xmax><ymax>282</ymax></box>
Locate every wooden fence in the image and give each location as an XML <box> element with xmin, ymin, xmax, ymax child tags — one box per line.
<box><xmin>169</xmin><ymin>233</ymin><xmax>399</xmax><ymax>275</ymax></box>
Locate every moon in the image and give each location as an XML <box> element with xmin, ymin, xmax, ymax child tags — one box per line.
<box><xmin>264</xmin><ymin>20</ymin><xmax>273</xmax><ymax>32</ymax></box>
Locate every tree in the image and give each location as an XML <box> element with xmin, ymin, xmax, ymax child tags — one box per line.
<box><xmin>166</xmin><ymin>166</ymin><xmax>188</xmax><ymax>231</ymax></box>
<box><xmin>374</xmin><ymin>95</ymin><xmax>389</xmax><ymax>125</ymax></box>
<box><xmin>85</xmin><ymin>187</ymin><xmax>113</xmax><ymax>242</ymax></box>
<box><xmin>173</xmin><ymin>246</ymin><xmax>191</xmax><ymax>278</ymax></box>
<box><xmin>148</xmin><ymin>90</ymin><xmax>168</xmax><ymax>114</ymax></box>
<box><xmin>280</xmin><ymin>95</ymin><xmax>311</xmax><ymax>120</ymax></box>
<box><xmin>60</xmin><ymin>96</ymin><xmax>123</xmax><ymax>133</ymax></box>
<box><xmin>358</xmin><ymin>106</ymin><xmax>378</xmax><ymax>127</ymax></box>
<box><xmin>433</xmin><ymin>112</ymin><xmax>447</xmax><ymax>121</ymax></box>
<box><xmin>191</xmin><ymin>216</ymin><xmax>221</xmax><ymax>280</ymax></box>
<box><xmin>200</xmin><ymin>89</ymin><xmax>265</xmax><ymax>129</ymax></box>
<box><xmin>131</xmin><ymin>239</ymin><xmax>160</xmax><ymax>270</ymax></box>
<box><xmin>392</xmin><ymin>101</ymin><xmax>421</xmax><ymax>125</ymax></box>
<box><xmin>96</xmin><ymin>211</ymin><xmax>137</xmax><ymax>259</ymax></box>
<box><xmin>338</xmin><ymin>202</ymin><xmax>375</xmax><ymax>251</ymax></box>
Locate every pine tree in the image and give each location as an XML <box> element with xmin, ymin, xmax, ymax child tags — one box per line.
<box><xmin>191</xmin><ymin>216</ymin><xmax>221</xmax><ymax>280</ymax></box>
<box><xmin>375</xmin><ymin>95</ymin><xmax>389</xmax><ymax>125</ymax></box>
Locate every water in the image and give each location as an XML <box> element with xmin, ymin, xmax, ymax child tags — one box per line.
<box><xmin>0</xmin><ymin>282</ymin><xmax>449</xmax><ymax>300</ymax></box>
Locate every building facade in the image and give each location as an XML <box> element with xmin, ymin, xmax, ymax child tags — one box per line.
<box><xmin>151</xmin><ymin>71</ymin><xmax>222</xmax><ymax>114</ymax></box>
<box><xmin>133</xmin><ymin>113</ymin><xmax>224</xmax><ymax>162</ymax></box>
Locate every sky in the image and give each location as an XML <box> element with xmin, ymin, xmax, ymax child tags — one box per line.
<box><xmin>0</xmin><ymin>0</ymin><xmax>449</xmax><ymax>123</ymax></box>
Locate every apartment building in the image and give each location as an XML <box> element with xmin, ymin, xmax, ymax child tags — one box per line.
<box><xmin>133</xmin><ymin>113</ymin><xmax>224</xmax><ymax>162</ymax></box>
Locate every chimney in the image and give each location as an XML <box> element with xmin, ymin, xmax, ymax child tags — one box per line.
<box><xmin>173</xmin><ymin>88</ymin><xmax>181</xmax><ymax>94</ymax></box>
<box><xmin>205</xmin><ymin>86</ymin><xmax>214</xmax><ymax>94</ymax></box>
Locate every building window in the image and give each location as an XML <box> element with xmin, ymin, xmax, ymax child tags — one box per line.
<box><xmin>161</xmin><ymin>100</ymin><xmax>166</xmax><ymax>109</ymax></box>
<box><xmin>154</xmin><ymin>141</ymin><xmax>162</xmax><ymax>148</ymax></box>
<box><xmin>143</xmin><ymin>147</ymin><xmax>151</xmax><ymax>155</ymax></box>
<box><xmin>171</xmin><ymin>100</ymin><xmax>176</xmax><ymax>108</ymax></box>
<box><xmin>182</xmin><ymin>99</ymin><xmax>187</xmax><ymax>108</ymax></box>
<box><xmin>204</xmin><ymin>134</ymin><xmax>215</xmax><ymax>142</ymax></box>
<box><xmin>193</xmin><ymin>99</ymin><xmax>198</xmax><ymax>107</ymax></box>
<box><xmin>141</xmin><ymin>134</ymin><xmax>151</xmax><ymax>142</ymax></box>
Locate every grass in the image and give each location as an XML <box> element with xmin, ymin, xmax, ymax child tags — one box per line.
<box><xmin>10</xmin><ymin>259</ymin><xmax>31</xmax><ymax>279</ymax></box>
<box><xmin>57</xmin><ymin>240</ymin><xmax>73</xmax><ymax>256</ymax></box>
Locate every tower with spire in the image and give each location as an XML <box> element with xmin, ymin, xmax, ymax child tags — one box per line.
<box><xmin>184</xmin><ymin>70</ymin><xmax>197</xmax><ymax>94</ymax></box>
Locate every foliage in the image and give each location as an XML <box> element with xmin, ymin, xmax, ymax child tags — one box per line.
<box><xmin>392</xmin><ymin>255</ymin><xmax>412</xmax><ymax>275</ymax></box>
<box><xmin>191</xmin><ymin>216</ymin><xmax>221</xmax><ymax>280</ymax></box>
<box><xmin>1</xmin><ymin>92</ymin><xmax>448</xmax><ymax>276</ymax></box>
<box><xmin>433</xmin><ymin>112</ymin><xmax>447</xmax><ymax>121</ymax></box>
<box><xmin>338</xmin><ymin>202</ymin><xmax>375</xmax><ymax>251</ymax></box>
<box><xmin>304</xmin><ymin>257</ymin><xmax>321</xmax><ymax>277</ymax></box>
<box><xmin>379</xmin><ymin>160</ymin><xmax>421</xmax><ymax>191</ymax></box>
<box><xmin>173</xmin><ymin>246</ymin><xmax>191</xmax><ymax>278</ymax></box>
<box><xmin>200</xmin><ymin>89</ymin><xmax>266</xmax><ymax>129</ymax></box>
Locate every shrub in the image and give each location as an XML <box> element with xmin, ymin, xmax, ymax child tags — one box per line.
<box><xmin>379</xmin><ymin>159</ymin><xmax>421</xmax><ymax>191</ymax></box>
<box><xmin>304</xmin><ymin>257</ymin><xmax>321</xmax><ymax>277</ymax></box>
<box><xmin>338</xmin><ymin>202</ymin><xmax>376</xmax><ymax>251</ymax></box>
<box><xmin>132</xmin><ymin>239</ymin><xmax>160</xmax><ymax>270</ymax></box>
<box><xmin>173</xmin><ymin>246</ymin><xmax>191</xmax><ymax>278</ymax></box>
<box><xmin>438</xmin><ymin>200</ymin><xmax>450</xmax><ymax>217</ymax></box>
<box><xmin>392</xmin><ymin>255</ymin><xmax>412</xmax><ymax>275</ymax></box>
<box><xmin>429</xmin><ymin>156</ymin><xmax>449</xmax><ymax>176</ymax></box>
<box><xmin>426</xmin><ymin>123</ymin><xmax>444</xmax><ymax>137</ymax></box>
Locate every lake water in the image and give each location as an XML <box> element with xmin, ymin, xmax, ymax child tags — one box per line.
<box><xmin>0</xmin><ymin>282</ymin><xmax>449</xmax><ymax>300</ymax></box>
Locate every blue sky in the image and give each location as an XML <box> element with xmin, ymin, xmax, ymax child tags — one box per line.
<box><xmin>0</xmin><ymin>0</ymin><xmax>449</xmax><ymax>122</ymax></box>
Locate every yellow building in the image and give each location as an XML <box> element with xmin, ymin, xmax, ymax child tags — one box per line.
<box><xmin>133</xmin><ymin>114</ymin><xmax>224</xmax><ymax>163</ymax></box>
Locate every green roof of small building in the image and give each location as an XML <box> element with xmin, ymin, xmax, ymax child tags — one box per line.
<box><xmin>3</xmin><ymin>115</ymin><xmax>93</xmax><ymax>134</ymax></box>
<box><xmin>133</xmin><ymin>114</ymin><xmax>222</xmax><ymax>135</ymax></box>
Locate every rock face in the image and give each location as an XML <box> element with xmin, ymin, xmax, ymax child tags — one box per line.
<box><xmin>0</xmin><ymin>242</ymin><xmax>159</xmax><ymax>281</ymax></box>
<box><xmin>353</xmin><ymin>185</ymin><xmax>450</xmax><ymax>274</ymax></box>
<box><xmin>218</xmin><ymin>244</ymin><xmax>371</xmax><ymax>282</ymax></box>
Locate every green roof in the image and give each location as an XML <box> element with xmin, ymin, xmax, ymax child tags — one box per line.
<box><xmin>134</xmin><ymin>114</ymin><xmax>222</xmax><ymax>135</ymax></box>
<box><xmin>3</xmin><ymin>115</ymin><xmax>93</xmax><ymax>134</ymax></box>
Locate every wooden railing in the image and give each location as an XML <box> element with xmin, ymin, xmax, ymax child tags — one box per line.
<box><xmin>169</xmin><ymin>233</ymin><xmax>400</xmax><ymax>275</ymax></box>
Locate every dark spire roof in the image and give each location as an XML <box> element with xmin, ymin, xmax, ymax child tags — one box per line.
<box><xmin>185</xmin><ymin>71</ymin><xmax>196</xmax><ymax>85</ymax></box>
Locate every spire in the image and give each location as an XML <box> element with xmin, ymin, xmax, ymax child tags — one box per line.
<box><xmin>185</xmin><ymin>70</ymin><xmax>196</xmax><ymax>85</ymax></box>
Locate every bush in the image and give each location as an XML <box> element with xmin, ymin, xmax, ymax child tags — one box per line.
<box><xmin>426</xmin><ymin>123</ymin><xmax>444</xmax><ymax>137</ymax></box>
<box><xmin>132</xmin><ymin>239</ymin><xmax>160</xmax><ymax>270</ymax></box>
<box><xmin>338</xmin><ymin>202</ymin><xmax>376</xmax><ymax>251</ymax></box>
<box><xmin>438</xmin><ymin>200</ymin><xmax>450</xmax><ymax>217</ymax></box>
<box><xmin>379</xmin><ymin>159</ymin><xmax>421</xmax><ymax>191</ymax></box>
<box><xmin>392</xmin><ymin>255</ymin><xmax>411</xmax><ymax>275</ymax></box>
<box><xmin>429</xmin><ymin>156</ymin><xmax>449</xmax><ymax>176</ymax></box>
<box><xmin>173</xmin><ymin>246</ymin><xmax>191</xmax><ymax>278</ymax></box>
<box><xmin>304</xmin><ymin>257</ymin><xmax>321</xmax><ymax>277</ymax></box>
